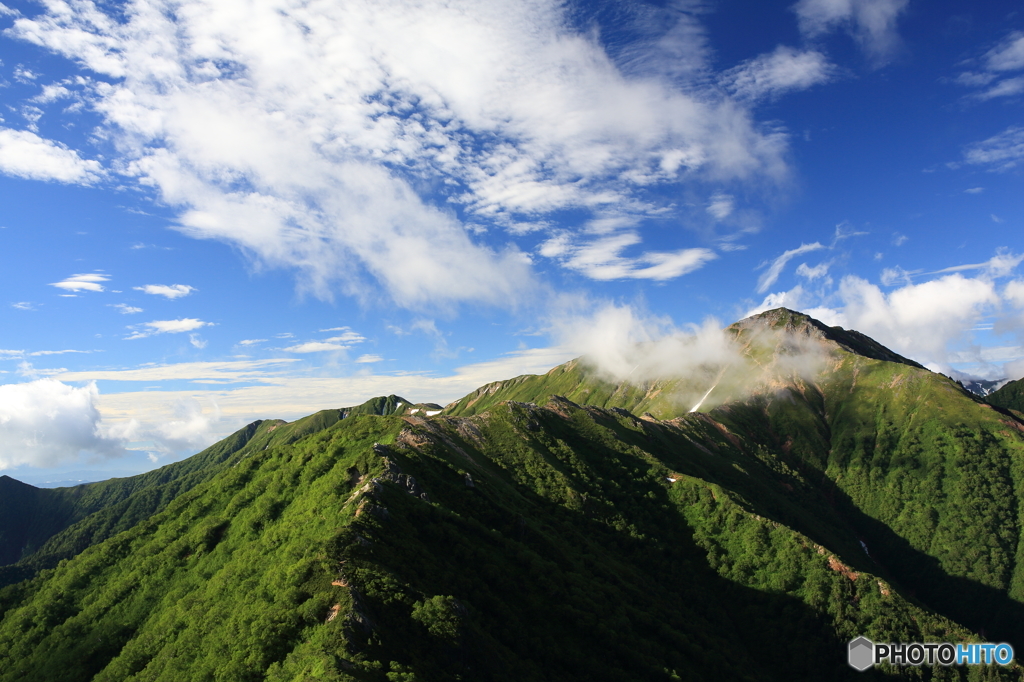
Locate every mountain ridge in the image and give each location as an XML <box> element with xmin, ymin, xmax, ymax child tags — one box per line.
<box><xmin>2</xmin><ymin>307</ymin><xmax>1024</xmax><ymax>680</ymax></box>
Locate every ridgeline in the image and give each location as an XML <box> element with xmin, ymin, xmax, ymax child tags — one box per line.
<box><xmin>1</xmin><ymin>309</ymin><xmax>1022</xmax><ymax>681</ymax></box>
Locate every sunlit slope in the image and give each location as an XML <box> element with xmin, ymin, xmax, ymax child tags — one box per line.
<box><xmin>0</xmin><ymin>395</ymin><xmax>426</xmax><ymax>588</ymax></box>
<box><xmin>0</xmin><ymin>419</ymin><xmax>280</xmax><ymax>586</ymax></box>
<box><xmin>444</xmin><ymin>307</ymin><xmax>1024</xmax><ymax>651</ymax></box>
<box><xmin>706</xmin><ymin>319</ymin><xmax>1024</xmax><ymax>651</ymax></box>
<box><xmin>0</xmin><ymin>400</ymin><xmax>995</xmax><ymax>681</ymax></box>
<box><xmin>987</xmin><ymin>377</ymin><xmax>1024</xmax><ymax>414</ymax></box>
<box><xmin>443</xmin><ymin>307</ymin><xmax>924</xmax><ymax>419</ymax></box>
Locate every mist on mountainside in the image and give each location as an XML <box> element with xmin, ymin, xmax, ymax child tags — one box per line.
<box><xmin>553</xmin><ymin>303</ymin><xmax>833</xmax><ymax>412</ymax></box>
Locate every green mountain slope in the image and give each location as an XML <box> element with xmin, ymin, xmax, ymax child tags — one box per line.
<box><xmin>0</xmin><ymin>396</ymin><xmax>422</xmax><ymax>588</ymax></box>
<box><xmin>0</xmin><ymin>399</ymin><xmax>995</xmax><ymax>681</ymax></box>
<box><xmin>1</xmin><ymin>309</ymin><xmax>1022</xmax><ymax>680</ymax></box>
<box><xmin>987</xmin><ymin>378</ymin><xmax>1024</xmax><ymax>414</ymax></box>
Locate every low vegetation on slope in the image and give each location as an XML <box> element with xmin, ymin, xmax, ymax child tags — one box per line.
<box><xmin>1</xmin><ymin>309</ymin><xmax>1023</xmax><ymax>680</ymax></box>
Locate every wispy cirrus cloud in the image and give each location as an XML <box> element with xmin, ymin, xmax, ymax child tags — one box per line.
<box><xmin>540</xmin><ymin>230</ymin><xmax>717</xmax><ymax>281</ymax></box>
<box><xmin>792</xmin><ymin>0</ymin><xmax>909</xmax><ymax>64</ymax></box>
<box><xmin>756</xmin><ymin>242</ymin><xmax>824</xmax><ymax>293</ymax></box>
<box><xmin>962</xmin><ymin>127</ymin><xmax>1024</xmax><ymax>172</ymax></box>
<box><xmin>956</xmin><ymin>32</ymin><xmax>1024</xmax><ymax>101</ymax></box>
<box><xmin>722</xmin><ymin>46</ymin><xmax>836</xmax><ymax>102</ymax></box>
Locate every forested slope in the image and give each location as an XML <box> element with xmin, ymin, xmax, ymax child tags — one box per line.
<box><xmin>1</xmin><ymin>309</ymin><xmax>1022</xmax><ymax>680</ymax></box>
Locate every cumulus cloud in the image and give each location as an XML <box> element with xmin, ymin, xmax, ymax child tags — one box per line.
<box><xmin>134</xmin><ymin>284</ymin><xmax>195</xmax><ymax>299</ymax></box>
<box><xmin>722</xmin><ymin>46</ymin><xmax>836</xmax><ymax>101</ymax></box>
<box><xmin>111</xmin><ymin>303</ymin><xmax>143</xmax><ymax>314</ymax></box>
<box><xmin>50</xmin><ymin>272</ymin><xmax>109</xmax><ymax>293</ymax></box>
<box><xmin>756</xmin><ymin>242</ymin><xmax>824</xmax><ymax>293</ymax></box>
<box><xmin>752</xmin><ymin>251</ymin><xmax>1024</xmax><ymax>376</ymax></box>
<box><xmin>0</xmin><ymin>127</ymin><xmax>104</xmax><ymax>183</ymax></box>
<box><xmin>0</xmin><ymin>379</ymin><xmax>126</xmax><ymax>469</ymax></box>
<box><xmin>104</xmin><ymin>395</ymin><xmax>222</xmax><ymax>456</ymax></box>
<box><xmin>8</xmin><ymin>0</ymin><xmax>791</xmax><ymax>307</ymax></box>
<box><xmin>793</xmin><ymin>0</ymin><xmax>909</xmax><ymax>64</ymax></box>
<box><xmin>127</xmin><ymin>318</ymin><xmax>212</xmax><ymax>339</ymax></box>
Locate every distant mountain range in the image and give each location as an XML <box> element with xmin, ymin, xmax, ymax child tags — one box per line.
<box><xmin>1</xmin><ymin>308</ymin><xmax>1023</xmax><ymax>680</ymax></box>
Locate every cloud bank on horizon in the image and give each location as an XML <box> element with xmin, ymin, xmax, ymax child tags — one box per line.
<box><xmin>0</xmin><ymin>0</ymin><xmax>1022</xmax><ymax>474</ymax></box>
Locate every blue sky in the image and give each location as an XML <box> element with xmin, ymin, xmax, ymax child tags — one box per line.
<box><xmin>0</xmin><ymin>0</ymin><xmax>1022</xmax><ymax>483</ymax></box>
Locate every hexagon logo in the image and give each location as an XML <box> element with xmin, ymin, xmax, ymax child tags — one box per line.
<box><xmin>848</xmin><ymin>637</ymin><xmax>874</xmax><ymax>671</ymax></box>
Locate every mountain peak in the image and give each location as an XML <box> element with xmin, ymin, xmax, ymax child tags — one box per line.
<box><xmin>733</xmin><ymin>307</ymin><xmax>925</xmax><ymax>369</ymax></box>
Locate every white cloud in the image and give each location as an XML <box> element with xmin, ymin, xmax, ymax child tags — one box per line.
<box><xmin>880</xmin><ymin>265</ymin><xmax>913</xmax><ymax>286</ymax></box>
<box><xmin>11</xmin><ymin>301</ymin><xmax>35</xmax><ymax>310</ymax></box>
<box><xmin>964</xmin><ymin>187</ymin><xmax>984</xmax><ymax>194</ymax></box>
<box><xmin>0</xmin><ymin>127</ymin><xmax>103</xmax><ymax>183</ymax></box>
<box><xmin>754</xmin><ymin>251</ymin><xmax>1024</xmax><ymax>373</ymax></box>
<box><xmin>103</xmin><ymin>395</ymin><xmax>222</xmax><ymax>456</ymax></box>
<box><xmin>543</xmin><ymin>231</ymin><xmax>717</xmax><ymax>281</ymax></box>
<box><xmin>281</xmin><ymin>341</ymin><xmax>349</xmax><ymax>353</ymax></box>
<box><xmin>706</xmin><ymin>193</ymin><xmax>735</xmax><ymax>220</ymax></box>
<box><xmin>976</xmin><ymin>76</ymin><xmax>1024</xmax><ymax>101</ymax></box>
<box><xmin>985</xmin><ymin>31</ymin><xmax>1024</xmax><ymax>72</ymax></box>
<box><xmin>189</xmin><ymin>333</ymin><xmax>207</xmax><ymax>349</ymax></box>
<box><xmin>54</xmin><ymin>358</ymin><xmax>298</xmax><ymax>383</ymax></box>
<box><xmin>756</xmin><ymin>242</ymin><xmax>824</xmax><ymax>293</ymax></box>
<box><xmin>50</xmin><ymin>272</ymin><xmax>110</xmax><ymax>293</ymax></box>
<box><xmin>722</xmin><ymin>46</ymin><xmax>836</xmax><ymax>101</ymax></box>
<box><xmin>74</xmin><ymin>346</ymin><xmax>579</xmax><ymax>451</ymax></box>
<box><xmin>8</xmin><ymin>0</ymin><xmax>791</xmax><ymax>308</ymax></box>
<box><xmin>963</xmin><ymin>126</ymin><xmax>1024</xmax><ymax>171</ymax></box>
<box><xmin>793</xmin><ymin>0</ymin><xmax>909</xmax><ymax>63</ymax></box>
<box><xmin>796</xmin><ymin>261</ymin><xmax>830</xmax><ymax>281</ymax></box>
<box><xmin>321</xmin><ymin>328</ymin><xmax>366</xmax><ymax>343</ymax></box>
<box><xmin>28</xmin><ymin>349</ymin><xmax>92</xmax><ymax>356</ymax></box>
<box><xmin>837</xmin><ymin>274</ymin><xmax>1000</xmax><ymax>364</ymax></box>
<box><xmin>127</xmin><ymin>318</ymin><xmax>212</xmax><ymax>339</ymax></box>
<box><xmin>134</xmin><ymin>284</ymin><xmax>195</xmax><ymax>299</ymax></box>
<box><xmin>237</xmin><ymin>338</ymin><xmax>267</xmax><ymax>346</ymax></box>
<box><xmin>0</xmin><ymin>379</ymin><xmax>126</xmax><ymax>469</ymax></box>
<box><xmin>112</xmin><ymin>303</ymin><xmax>143</xmax><ymax>314</ymax></box>
<box><xmin>927</xmin><ymin>252</ymin><xmax>1024</xmax><ymax>277</ymax></box>
<box><xmin>355</xmin><ymin>354</ymin><xmax>384</xmax><ymax>363</ymax></box>
<box><xmin>957</xmin><ymin>33</ymin><xmax>1024</xmax><ymax>101</ymax></box>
